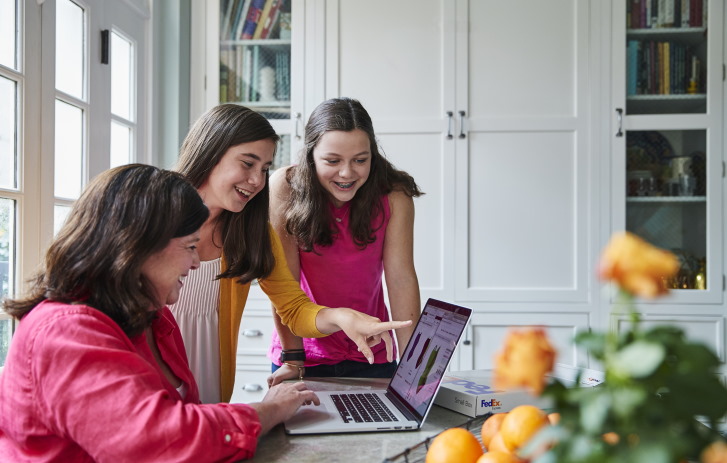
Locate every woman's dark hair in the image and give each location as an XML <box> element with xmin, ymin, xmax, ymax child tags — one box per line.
<box><xmin>284</xmin><ymin>97</ymin><xmax>423</xmax><ymax>251</ymax></box>
<box><xmin>175</xmin><ymin>104</ymin><xmax>280</xmax><ymax>283</ymax></box>
<box><xmin>3</xmin><ymin>164</ymin><xmax>209</xmax><ymax>337</ymax></box>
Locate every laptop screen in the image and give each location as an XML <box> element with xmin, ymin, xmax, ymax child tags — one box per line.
<box><xmin>387</xmin><ymin>299</ymin><xmax>471</xmax><ymax>421</ymax></box>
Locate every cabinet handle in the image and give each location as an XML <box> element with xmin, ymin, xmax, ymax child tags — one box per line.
<box><xmin>294</xmin><ymin>112</ymin><xmax>302</xmax><ymax>140</ymax></box>
<box><xmin>243</xmin><ymin>384</ymin><xmax>263</xmax><ymax>392</ymax></box>
<box><xmin>615</xmin><ymin>108</ymin><xmax>623</xmax><ymax>137</ymax></box>
<box><xmin>242</xmin><ymin>329</ymin><xmax>263</xmax><ymax>337</ymax></box>
<box><xmin>446</xmin><ymin>111</ymin><xmax>453</xmax><ymax>139</ymax></box>
<box><xmin>458</xmin><ymin>110</ymin><xmax>466</xmax><ymax>139</ymax></box>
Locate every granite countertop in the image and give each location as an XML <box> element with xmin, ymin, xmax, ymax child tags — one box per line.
<box><xmin>248</xmin><ymin>377</ymin><xmax>472</xmax><ymax>463</ymax></box>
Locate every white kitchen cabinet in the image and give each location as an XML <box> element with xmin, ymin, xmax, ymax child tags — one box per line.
<box><xmin>324</xmin><ymin>0</ymin><xmax>599</xmax><ymax>307</ymax></box>
<box><xmin>189</xmin><ymin>0</ymin><xmax>727</xmax><ymax>395</ymax></box>
<box><xmin>229</xmin><ymin>304</ymin><xmax>275</xmax><ymax>403</ymax></box>
<box><xmin>609</xmin><ymin>0</ymin><xmax>724</xmax><ymax>306</ymax></box>
<box><xmin>190</xmin><ymin>0</ymin><xmax>314</xmax><ymax>169</ymax></box>
<box><xmin>324</xmin><ymin>0</ymin><xmax>601</xmax><ymax>368</ymax></box>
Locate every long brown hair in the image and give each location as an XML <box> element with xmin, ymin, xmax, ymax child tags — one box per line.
<box><xmin>284</xmin><ymin>97</ymin><xmax>423</xmax><ymax>251</ymax></box>
<box><xmin>3</xmin><ymin>164</ymin><xmax>209</xmax><ymax>337</ymax></box>
<box><xmin>175</xmin><ymin>104</ymin><xmax>280</xmax><ymax>283</ymax></box>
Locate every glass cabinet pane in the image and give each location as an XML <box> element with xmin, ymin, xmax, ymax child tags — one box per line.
<box><xmin>625</xmin><ymin>0</ymin><xmax>707</xmax><ymax>115</ymax></box>
<box><xmin>219</xmin><ymin>0</ymin><xmax>291</xmax><ymax>119</ymax></box>
<box><xmin>626</xmin><ymin>130</ymin><xmax>706</xmax><ymax>290</ymax></box>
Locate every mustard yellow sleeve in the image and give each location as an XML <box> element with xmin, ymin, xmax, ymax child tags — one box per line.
<box><xmin>258</xmin><ymin>224</ymin><xmax>326</xmax><ymax>338</ymax></box>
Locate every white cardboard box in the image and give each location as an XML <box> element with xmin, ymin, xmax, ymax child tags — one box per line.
<box><xmin>433</xmin><ymin>364</ymin><xmax>604</xmax><ymax>417</ymax></box>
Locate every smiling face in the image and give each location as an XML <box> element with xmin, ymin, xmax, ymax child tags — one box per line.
<box><xmin>312</xmin><ymin>129</ymin><xmax>371</xmax><ymax>207</ymax></box>
<box><xmin>198</xmin><ymin>139</ymin><xmax>276</xmax><ymax>215</ymax></box>
<box><xmin>140</xmin><ymin>232</ymin><xmax>201</xmax><ymax>307</ymax></box>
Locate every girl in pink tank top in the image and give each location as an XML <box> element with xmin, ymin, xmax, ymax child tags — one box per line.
<box><xmin>267</xmin><ymin>97</ymin><xmax>424</xmax><ymax>384</ymax></box>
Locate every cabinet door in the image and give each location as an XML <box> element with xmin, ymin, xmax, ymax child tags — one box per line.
<box><xmin>192</xmin><ymin>0</ymin><xmax>307</xmax><ymax>169</ymax></box>
<box><xmin>324</xmin><ymin>0</ymin><xmax>457</xmax><ymax>302</ymax></box>
<box><xmin>455</xmin><ymin>0</ymin><xmax>597</xmax><ymax>303</ymax></box>
<box><xmin>611</xmin><ymin>0</ymin><xmax>723</xmax><ymax>304</ymax></box>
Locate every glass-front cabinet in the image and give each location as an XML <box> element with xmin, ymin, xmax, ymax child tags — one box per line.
<box><xmin>202</xmin><ymin>0</ymin><xmax>302</xmax><ymax>170</ymax></box>
<box><xmin>612</xmin><ymin>0</ymin><xmax>723</xmax><ymax>303</ymax></box>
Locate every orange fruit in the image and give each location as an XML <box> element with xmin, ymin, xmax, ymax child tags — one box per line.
<box><xmin>547</xmin><ymin>412</ymin><xmax>561</xmax><ymax>425</ymax></box>
<box><xmin>498</xmin><ymin>405</ymin><xmax>549</xmax><ymax>452</ymax></box>
<box><xmin>426</xmin><ymin>427</ymin><xmax>484</xmax><ymax>463</ymax></box>
<box><xmin>602</xmin><ymin>432</ymin><xmax>619</xmax><ymax>445</ymax></box>
<box><xmin>481</xmin><ymin>413</ymin><xmax>508</xmax><ymax>449</ymax></box>
<box><xmin>476</xmin><ymin>451</ymin><xmax>523</xmax><ymax>463</ymax></box>
<box><xmin>487</xmin><ymin>432</ymin><xmax>511</xmax><ymax>454</ymax></box>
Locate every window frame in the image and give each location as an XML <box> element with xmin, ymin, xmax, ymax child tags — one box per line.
<box><xmin>1</xmin><ymin>0</ymin><xmax>150</xmax><ymax>369</ymax></box>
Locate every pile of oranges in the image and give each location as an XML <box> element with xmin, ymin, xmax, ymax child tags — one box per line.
<box><xmin>425</xmin><ymin>405</ymin><xmax>558</xmax><ymax>463</ymax></box>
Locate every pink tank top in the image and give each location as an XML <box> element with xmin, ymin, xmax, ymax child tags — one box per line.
<box><xmin>268</xmin><ymin>195</ymin><xmax>392</xmax><ymax>366</ymax></box>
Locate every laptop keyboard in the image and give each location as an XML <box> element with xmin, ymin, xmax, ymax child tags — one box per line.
<box><xmin>330</xmin><ymin>393</ymin><xmax>400</xmax><ymax>424</ymax></box>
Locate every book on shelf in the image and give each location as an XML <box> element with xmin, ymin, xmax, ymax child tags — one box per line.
<box><xmin>220</xmin><ymin>0</ymin><xmax>236</xmax><ymax>41</ymax></box>
<box><xmin>243</xmin><ymin>46</ymin><xmax>253</xmax><ymax>101</ymax></box>
<box><xmin>253</xmin><ymin>0</ymin><xmax>274</xmax><ymax>40</ymax></box>
<box><xmin>241</xmin><ymin>0</ymin><xmax>266</xmax><ymax>40</ymax></box>
<box><xmin>681</xmin><ymin>0</ymin><xmax>690</xmax><ymax>27</ymax></box>
<box><xmin>258</xmin><ymin>0</ymin><xmax>284</xmax><ymax>39</ymax></box>
<box><xmin>219</xmin><ymin>46</ymin><xmax>229</xmax><ymax>102</ymax></box>
<box><xmin>630</xmin><ymin>38</ymin><xmax>701</xmax><ymax>95</ymax></box>
<box><xmin>234</xmin><ymin>0</ymin><xmax>252</xmax><ymax>41</ymax></box>
<box><xmin>627</xmin><ymin>40</ymin><xmax>639</xmax><ymax>95</ymax></box>
<box><xmin>626</xmin><ymin>0</ymin><xmax>709</xmax><ymax>29</ymax></box>
<box><xmin>228</xmin><ymin>0</ymin><xmax>247</xmax><ymax>41</ymax></box>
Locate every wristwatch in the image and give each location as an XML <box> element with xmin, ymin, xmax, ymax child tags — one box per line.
<box><xmin>280</xmin><ymin>349</ymin><xmax>306</xmax><ymax>362</ymax></box>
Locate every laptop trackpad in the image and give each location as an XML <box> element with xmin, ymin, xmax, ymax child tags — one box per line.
<box><xmin>286</xmin><ymin>403</ymin><xmax>335</xmax><ymax>427</ymax></box>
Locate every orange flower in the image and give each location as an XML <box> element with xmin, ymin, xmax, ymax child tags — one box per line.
<box><xmin>701</xmin><ymin>440</ymin><xmax>727</xmax><ymax>463</ymax></box>
<box><xmin>494</xmin><ymin>327</ymin><xmax>556</xmax><ymax>395</ymax></box>
<box><xmin>598</xmin><ymin>232</ymin><xmax>679</xmax><ymax>299</ymax></box>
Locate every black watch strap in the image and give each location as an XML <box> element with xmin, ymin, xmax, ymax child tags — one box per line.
<box><xmin>280</xmin><ymin>350</ymin><xmax>306</xmax><ymax>362</ymax></box>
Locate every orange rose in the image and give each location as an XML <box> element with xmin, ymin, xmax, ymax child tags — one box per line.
<box><xmin>494</xmin><ymin>327</ymin><xmax>556</xmax><ymax>395</ymax></box>
<box><xmin>598</xmin><ymin>232</ymin><xmax>679</xmax><ymax>299</ymax></box>
<box><xmin>701</xmin><ymin>440</ymin><xmax>727</xmax><ymax>463</ymax></box>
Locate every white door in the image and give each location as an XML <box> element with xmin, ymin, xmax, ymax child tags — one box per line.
<box><xmin>324</xmin><ymin>0</ymin><xmax>458</xmax><ymax>303</ymax></box>
<box><xmin>454</xmin><ymin>0</ymin><xmax>597</xmax><ymax>304</ymax></box>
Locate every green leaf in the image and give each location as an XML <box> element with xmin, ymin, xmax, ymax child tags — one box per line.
<box><xmin>629</xmin><ymin>442</ymin><xmax>671</xmax><ymax>463</ymax></box>
<box><xmin>580</xmin><ymin>391</ymin><xmax>611</xmax><ymax>434</ymax></box>
<box><xmin>610</xmin><ymin>386</ymin><xmax>647</xmax><ymax>418</ymax></box>
<box><xmin>610</xmin><ymin>341</ymin><xmax>665</xmax><ymax>378</ymax></box>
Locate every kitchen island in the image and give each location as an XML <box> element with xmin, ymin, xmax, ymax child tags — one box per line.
<box><xmin>247</xmin><ymin>377</ymin><xmax>475</xmax><ymax>463</ymax></box>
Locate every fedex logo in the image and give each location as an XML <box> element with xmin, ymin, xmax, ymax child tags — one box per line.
<box><xmin>481</xmin><ymin>399</ymin><xmax>501</xmax><ymax>408</ymax></box>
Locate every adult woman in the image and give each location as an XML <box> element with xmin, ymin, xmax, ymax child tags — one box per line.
<box><xmin>267</xmin><ymin>97</ymin><xmax>423</xmax><ymax>385</ymax></box>
<box><xmin>172</xmin><ymin>104</ymin><xmax>409</xmax><ymax>403</ymax></box>
<box><xmin>0</xmin><ymin>164</ymin><xmax>318</xmax><ymax>462</ymax></box>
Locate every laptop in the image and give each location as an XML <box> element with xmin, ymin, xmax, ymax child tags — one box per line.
<box><xmin>283</xmin><ymin>298</ymin><xmax>472</xmax><ymax>434</ymax></box>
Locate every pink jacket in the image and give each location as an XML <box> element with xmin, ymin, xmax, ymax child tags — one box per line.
<box><xmin>0</xmin><ymin>301</ymin><xmax>261</xmax><ymax>462</ymax></box>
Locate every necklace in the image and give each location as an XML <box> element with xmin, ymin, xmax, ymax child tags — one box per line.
<box><xmin>332</xmin><ymin>203</ymin><xmax>351</xmax><ymax>223</ymax></box>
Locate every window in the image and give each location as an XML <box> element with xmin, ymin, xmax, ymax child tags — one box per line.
<box><xmin>0</xmin><ymin>0</ymin><xmax>149</xmax><ymax>367</ymax></box>
<box><xmin>0</xmin><ymin>0</ymin><xmax>20</xmax><ymax>366</ymax></box>
<box><xmin>110</xmin><ymin>29</ymin><xmax>135</xmax><ymax>168</ymax></box>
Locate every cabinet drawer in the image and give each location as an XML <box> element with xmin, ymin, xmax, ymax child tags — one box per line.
<box><xmin>237</xmin><ymin>313</ymin><xmax>274</xmax><ymax>356</ymax></box>
<box><xmin>231</xmin><ymin>366</ymin><xmax>270</xmax><ymax>404</ymax></box>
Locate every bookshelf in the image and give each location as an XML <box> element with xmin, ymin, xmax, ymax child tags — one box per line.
<box><xmin>219</xmin><ymin>0</ymin><xmax>292</xmax><ymax>121</ymax></box>
<box><xmin>192</xmin><ymin>0</ymin><xmax>304</xmax><ymax>172</ymax></box>
<box><xmin>613</xmin><ymin>0</ymin><xmax>723</xmax><ymax>301</ymax></box>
